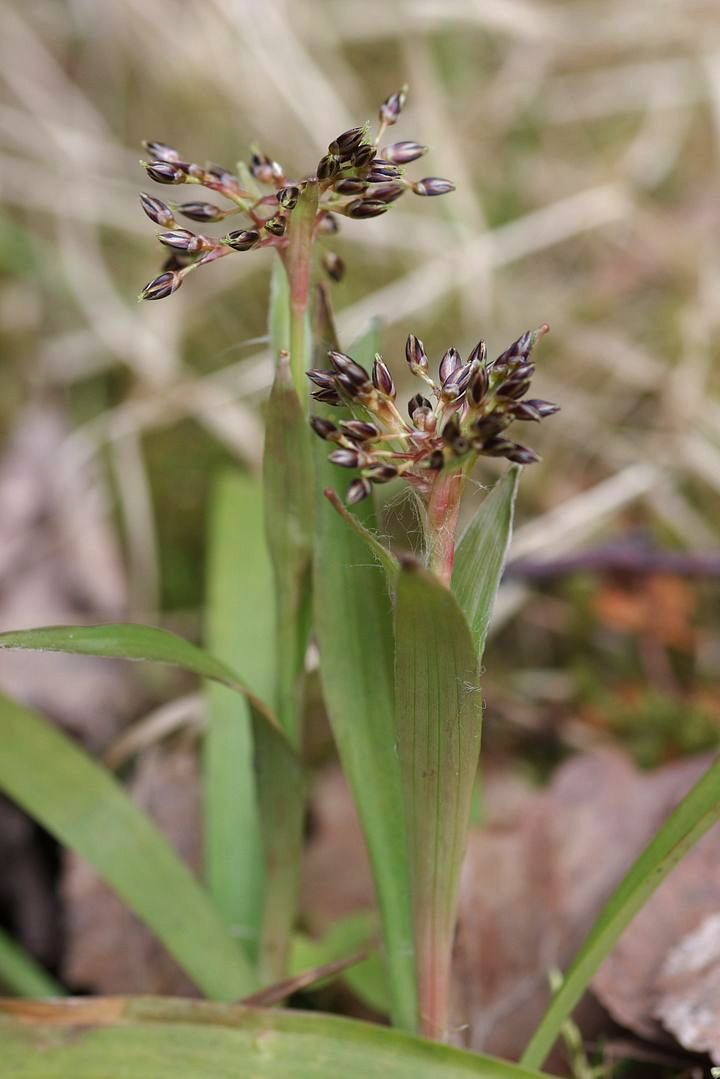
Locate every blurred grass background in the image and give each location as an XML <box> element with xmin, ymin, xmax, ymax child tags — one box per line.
<box><xmin>1</xmin><ymin>0</ymin><xmax>720</xmax><ymax>763</ymax></box>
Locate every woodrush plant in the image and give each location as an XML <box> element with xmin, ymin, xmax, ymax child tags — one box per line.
<box><xmin>1</xmin><ymin>87</ymin><xmax>720</xmax><ymax>1079</ymax></box>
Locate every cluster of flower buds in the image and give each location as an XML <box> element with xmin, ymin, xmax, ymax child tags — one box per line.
<box><xmin>137</xmin><ymin>88</ymin><xmax>454</xmax><ymax>301</ymax></box>
<box><xmin>308</xmin><ymin>325</ymin><xmax>558</xmax><ymax>504</ymax></box>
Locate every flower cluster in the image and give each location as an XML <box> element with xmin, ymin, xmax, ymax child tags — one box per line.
<box><xmin>309</xmin><ymin>326</ymin><xmax>558</xmax><ymax>504</ymax></box>
<box><xmin>137</xmin><ymin>87</ymin><xmax>454</xmax><ymax>301</ymax></box>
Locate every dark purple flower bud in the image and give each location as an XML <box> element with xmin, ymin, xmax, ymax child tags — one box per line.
<box><xmin>467</xmin><ymin>340</ymin><xmax>487</xmax><ymax>366</ymax></box>
<box><xmin>329</xmin><ymin>448</ymin><xmax>367</xmax><ymax>469</ymax></box>
<box><xmin>524</xmin><ymin>399</ymin><xmax>560</xmax><ymax>418</ymax></box>
<box><xmin>505</xmin><ymin>443</ymin><xmax>541</xmax><ymax>465</ymax></box>
<box><xmin>346</xmin><ymin>477</ymin><xmax>372</xmax><ymax>505</ymax></box>
<box><xmin>372</xmin><ymin>356</ymin><xmax>396</xmax><ymax>398</ymax></box>
<box><xmin>307</xmin><ymin>369</ymin><xmax>337</xmax><ymax>389</ymax></box>
<box><xmin>157</xmin><ymin>229</ymin><xmax>205</xmax><ymax>253</ymax></box>
<box><xmin>511</xmin><ymin>401</ymin><xmax>542</xmax><ymax>422</ymax></box>
<box><xmin>340</xmin><ymin>420</ymin><xmax>380</xmax><ymax>442</ymax></box>
<box><xmin>317</xmin><ymin>154</ymin><xmax>340</xmax><ymax>181</ymax></box>
<box><xmin>139</xmin><ymin>192</ymin><xmax>177</xmax><ymax>229</ymax></box>
<box><xmin>370</xmin><ymin>183</ymin><xmax>406</xmax><ymax>204</ymax></box>
<box><xmin>223</xmin><ymin>229</ymin><xmax>261</xmax><ymax>251</ymax></box>
<box><xmin>352</xmin><ymin>144</ymin><xmax>377</xmax><ymax>169</ymax></box>
<box><xmin>328</xmin><ymin>127</ymin><xmax>366</xmax><ymax>157</ymax></box>
<box><xmin>145</xmin><ymin>160</ymin><xmax>187</xmax><ymax>185</ymax></box>
<box><xmin>345</xmin><ymin>199</ymin><xmax>389</xmax><ymax>220</ymax></box>
<box><xmin>364</xmin><ymin>463</ymin><xmax>398</xmax><ymax>483</ymax></box>
<box><xmin>441</xmin><ymin>415</ymin><xmax>461</xmax><ymax>444</ymax></box>
<box><xmin>405</xmin><ymin>334</ymin><xmax>429</xmax><ymax>374</ymax></box>
<box><xmin>412</xmin><ymin>177</ymin><xmax>455</xmax><ymax>197</ymax></box>
<box><xmin>318</xmin><ymin>212</ymin><xmax>339</xmax><ymax>234</ymax></box>
<box><xmin>250</xmin><ymin>151</ymin><xmax>283</xmax><ymax>184</ymax></box>
<box><xmin>493</xmin><ymin>326</ymin><xmax>549</xmax><ymax>369</ymax></box>
<box><xmin>408</xmin><ymin>392</ymin><xmax>432</xmax><ymax>420</ymax></box>
<box><xmin>140</xmin><ymin>270</ymin><xmax>182</xmax><ymax>301</ymax></box>
<box><xmin>142</xmin><ymin>140</ymin><xmax>181</xmax><ymax>162</ymax></box>
<box><xmin>177</xmin><ymin>201</ymin><xmax>227</xmax><ymax>223</ymax></box>
<box><xmin>322</xmin><ymin>252</ymin><xmax>345</xmax><ymax>283</ymax></box>
<box><xmin>441</xmin><ymin>362</ymin><xmax>473</xmax><ymax>401</ymax></box>
<box><xmin>205</xmin><ymin>163</ymin><xmax>237</xmax><ymax>185</ymax></box>
<box><xmin>472</xmin><ymin>415</ymin><xmax>511</xmax><ymax>441</ymax></box>
<box><xmin>311</xmin><ymin>387</ymin><xmax>342</xmax><ymax>406</ymax></box>
<box><xmin>381</xmin><ymin>141</ymin><xmax>428</xmax><ymax>165</ymax></box>
<box><xmin>467</xmin><ymin>365</ymin><xmax>490</xmax><ymax>406</ymax></box>
<box><xmin>366</xmin><ymin>161</ymin><xmax>403</xmax><ymax>183</ymax></box>
<box><xmin>278</xmin><ymin>185</ymin><xmax>300</xmax><ymax>210</ymax></box>
<box><xmin>439</xmin><ymin>347</ymin><xmax>462</xmax><ymax>384</ymax></box>
<box><xmin>310</xmin><ymin>416</ymin><xmax>339</xmax><ymax>440</ymax></box>
<box><xmin>329</xmin><ymin>350</ymin><xmax>370</xmax><ymax>387</ymax></box>
<box><xmin>333</xmin><ymin>178</ymin><xmax>370</xmax><ymax>196</ymax></box>
<box><xmin>426</xmin><ymin>449</ymin><xmax>446</xmax><ymax>470</ymax></box>
<box><xmin>263</xmin><ymin>216</ymin><xmax>286</xmax><ymax>237</ymax></box>
<box><xmin>379</xmin><ymin>86</ymin><xmax>408</xmax><ymax>126</ymax></box>
<box><xmin>481</xmin><ymin>437</ymin><xmax>515</xmax><ymax>457</ymax></box>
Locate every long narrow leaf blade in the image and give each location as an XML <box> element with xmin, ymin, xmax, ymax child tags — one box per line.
<box><xmin>0</xmin><ymin>695</ymin><xmax>257</xmax><ymax>1000</ymax></box>
<box><xmin>395</xmin><ymin>559</ymin><xmax>482</xmax><ymax>1040</ymax></box>
<box><xmin>521</xmin><ymin>753</ymin><xmax>720</xmax><ymax>1069</ymax></box>
<box><xmin>0</xmin><ymin>623</ymin><xmax>280</xmax><ymax>732</ymax></box>
<box><xmin>204</xmin><ymin>473</ymin><xmax>274</xmax><ymax>959</ymax></box>
<box><xmin>0</xmin><ymin>997</ymin><xmax>552</xmax><ymax>1079</ymax></box>
<box><xmin>0</xmin><ymin>929</ymin><xmax>64</xmax><ymax>998</ymax></box>
<box><xmin>312</xmin><ymin>293</ymin><xmax>416</xmax><ymax>1032</ymax></box>
<box><xmin>452</xmin><ymin>467</ymin><xmax>519</xmax><ymax>659</ymax></box>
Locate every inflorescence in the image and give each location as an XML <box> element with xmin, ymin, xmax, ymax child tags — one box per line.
<box><xmin>308</xmin><ymin>326</ymin><xmax>559</xmax><ymax>505</ymax></box>
<box><xmin>138</xmin><ymin>86</ymin><xmax>454</xmax><ymax>301</ymax></box>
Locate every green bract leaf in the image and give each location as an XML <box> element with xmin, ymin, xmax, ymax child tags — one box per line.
<box><xmin>394</xmin><ymin>560</ymin><xmax>482</xmax><ymax>1041</ymax></box>
<box><xmin>204</xmin><ymin>472</ymin><xmax>273</xmax><ymax>961</ymax></box>
<box><xmin>0</xmin><ymin>695</ymin><xmax>257</xmax><ymax>1000</ymax></box>
<box><xmin>324</xmin><ymin>488</ymin><xmax>399</xmax><ymax>588</ymax></box>
<box><xmin>0</xmin><ymin>928</ymin><xmax>64</xmax><ymax>998</ymax></box>
<box><xmin>0</xmin><ymin>997</ymin><xmax>552</xmax><ymax>1078</ymax></box>
<box><xmin>522</xmin><ymin>752</ymin><xmax>720</xmax><ymax>1069</ymax></box>
<box><xmin>312</xmin><ymin>291</ymin><xmax>416</xmax><ymax>1032</ymax></box>
<box><xmin>452</xmin><ymin>467</ymin><xmax>519</xmax><ymax>659</ymax></box>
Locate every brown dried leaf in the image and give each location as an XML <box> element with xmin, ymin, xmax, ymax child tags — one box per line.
<box><xmin>654</xmin><ymin>912</ymin><xmax>720</xmax><ymax>1061</ymax></box>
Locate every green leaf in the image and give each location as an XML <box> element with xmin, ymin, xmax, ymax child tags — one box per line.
<box><xmin>452</xmin><ymin>467</ymin><xmax>519</xmax><ymax>659</ymax></box>
<box><xmin>204</xmin><ymin>472</ymin><xmax>274</xmax><ymax>960</ymax></box>
<box><xmin>0</xmin><ymin>997</ymin><xmax>553</xmax><ymax>1079</ymax></box>
<box><xmin>0</xmin><ymin>928</ymin><xmax>64</xmax><ymax>998</ymax></box>
<box><xmin>521</xmin><ymin>752</ymin><xmax>720</xmax><ymax>1069</ymax></box>
<box><xmin>0</xmin><ymin>623</ymin><xmax>278</xmax><ymax>731</ymax></box>
<box><xmin>0</xmin><ymin>694</ymin><xmax>257</xmax><ymax>1000</ymax></box>
<box><xmin>269</xmin><ymin>258</ymin><xmax>290</xmax><ymax>359</ymax></box>
<box><xmin>312</xmin><ymin>294</ymin><xmax>417</xmax><ymax>1032</ymax></box>
<box><xmin>394</xmin><ymin>560</ymin><xmax>482</xmax><ymax>1041</ymax></box>
<box><xmin>323</xmin><ymin>488</ymin><xmax>399</xmax><ymax>588</ymax></box>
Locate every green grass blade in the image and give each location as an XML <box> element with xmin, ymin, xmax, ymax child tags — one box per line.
<box><xmin>521</xmin><ymin>752</ymin><xmax>720</xmax><ymax>1069</ymax></box>
<box><xmin>0</xmin><ymin>997</ymin><xmax>553</xmax><ymax>1079</ymax></box>
<box><xmin>0</xmin><ymin>623</ymin><xmax>279</xmax><ymax>730</ymax></box>
<box><xmin>312</xmin><ymin>293</ymin><xmax>417</xmax><ymax>1032</ymax></box>
<box><xmin>452</xmin><ymin>467</ymin><xmax>519</xmax><ymax>659</ymax></box>
<box><xmin>0</xmin><ymin>694</ymin><xmax>257</xmax><ymax>1000</ymax></box>
<box><xmin>323</xmin><ymin>488</ymin><xmax>399</xmax><ymax>586</ymax></box>
<box><xmin>204</xmin><ymin>472</ymin><xmax>275</xmax><ymax>961</ymax></box>
<box><xmin>395</xmin><ymin>559</ymin><xmax>482</xmax><ymax>1041</ymax></box>
<box><xmin>0</xmin><ymin>928</ymin><xmax>64</xmax><ymax>998</ymax></box>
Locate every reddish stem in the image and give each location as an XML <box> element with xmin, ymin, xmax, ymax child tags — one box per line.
<box><xmin>426</xmin><ymin>469</ymin><xmax>464</xmax><ymax>586</ymax></box>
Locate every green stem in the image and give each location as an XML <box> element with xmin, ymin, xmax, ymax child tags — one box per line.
<box><xmin>284</xmin><ymin>181</ymin><xmax>319</xmax><ymax>399</ymax></box>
